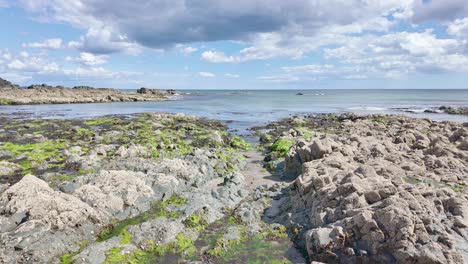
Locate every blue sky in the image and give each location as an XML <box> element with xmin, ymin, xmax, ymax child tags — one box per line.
<box><xmin>0</xmin><ymin>0</ymin><xmax>468</xmax><ymax>89</ymax></box>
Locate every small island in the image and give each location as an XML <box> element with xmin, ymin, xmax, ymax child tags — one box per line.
<box><xmin>0</xmin><ymin>78</ymin><xmax>179</xmax><ymax>105</ymax></box>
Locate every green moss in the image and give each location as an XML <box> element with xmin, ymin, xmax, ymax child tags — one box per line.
<box><xmin>257</xmin><ymin>225</ymin><xmax>288</xmax><ymax>240</ymax></box>
<box><xmin>83</xmin><ymin>117</ymin><xmax>117</xmax><ymax>126</ymax></box>
<box><xmin>0</xmin><ymin>140</ymin><xmax>68</xmax><ymax>174</ymax></box>
<box><xmin>403</xmin><ymin>177</ymin><xmax>421</xmax><ymax>185</ymax></box>
<box><xmin>75</xmin><ymin>128</ymin><xmax>94</xmax><ymax>139</ymax></box>
<box><xmin>0</xmin><ymin>99</ymin><xmax>15</xmax><ymax>105</ymax></box>
<box><xmin>97</xmin><ymin>195</ymin><xmax>186</xmax><ymax>242</ymax></box>
<box><xmin>165</xmin><ymin>194</ymin><xmax>187</xmax><ymax>206</ymax></box>
<box><xmin>270</xmin><ymin>138</ymin><xmax>295</xmax><ymax>156</ymax></box>
<box><xmin>183</xmin><ymin>212</ymin><xmax>208</xmax><ymax>232</ymax></box>
<box><xmin>229</xmin><ymin>136</ymin><xmax>252</xmax><ymax>151</ymax></box>
<box><xmin>120</xmin><ymin>228</ymin><xmax>132</xmax><ymax>244</ymax></box>
<box><xmin>175</xmin><ymin>233</ymin><xmax>197</xmax><ymax>257</ymax></box>
<box><xmin>104</xmin><ymin>233</ymin><xmax>196</xmax><ymax>264</ymax></box>
<box><xmin>59</xmin><ymin>253</ymin><xmax>74</xmax><ymax>264</ymax></box>
<box><xmin>452</xmin><ymin>184</ymin><xmax>466</xmax><ymax>192</ymax></box>
<box><xmin>208</xmin><ymin>229</ymin><xmax>292</xmax><ymax>263</ymax></box>
<box><xmin>104</xmin><ymin>247</ymin><xmax>128</xmax><ymax>263</ymax></box>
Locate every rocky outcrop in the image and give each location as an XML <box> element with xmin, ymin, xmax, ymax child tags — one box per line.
<box><xmin>271</xmin><ymin>115</ymin><xmax>468</xmax><ymax>263</ymax></box>
<box><xmin>0</xmin><ymin>78</ymin><xmax>18</xmax><ymax>89</ymax></box>
<box><xmin>440</xmin><ymin>106</ymin><xmax>468</xmax><ymax>116</ymax></box>
<box><xmin>0</xmin><ymin>175</ymin><xmax>108</xmax><ymax>263</ymax></box>
<box><xmin>137</xmin><ymin>87</ymin><xmax>178</xmax><ymax>95</ymax></box>
<box><xmin>0</xmin><ymin>78</ymin><xmax>178</xmax><ymax>105</ymax></box>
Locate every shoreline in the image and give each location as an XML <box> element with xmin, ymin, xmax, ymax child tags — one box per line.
<box><xmin>0</xmin><ymin>112</ymin><xmax>467</xmax><ymax>263</ymax></box>
<box><xmin>0</xmin><ymin>78</ymin><xmax>181</xmax><ymax>105</ymax></box>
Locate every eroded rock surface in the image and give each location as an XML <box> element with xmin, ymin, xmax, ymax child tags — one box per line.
<box><xmin>263</xmin><ymin>115</ymin><xmax>468</xmax><ymax>263</ymax></box>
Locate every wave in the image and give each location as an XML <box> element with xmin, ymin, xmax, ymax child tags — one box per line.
<box><xmin>391</xmin><ymin>107</ymin><xmax>443</xmax><ymax>114</ymax></box>
<box><xmin>348</xmin><ymin>106</ymin><xmax>387</xmax><ymax>111</ymax></box>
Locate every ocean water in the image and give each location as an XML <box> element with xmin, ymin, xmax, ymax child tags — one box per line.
<box><xmin>1</xmin><ymin>89</ymin><xmax>467</xmax><ymax>133</ymax></box>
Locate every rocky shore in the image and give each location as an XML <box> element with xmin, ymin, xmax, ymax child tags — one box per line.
<box><xmin>0</xmin><ymin>113</ymin><xmax>302</xmax><ymax>263</ymax></box>
<box><xmin>0</xmin><ymin>78</ymin><xmax>178</xmax><ymax>105</ymax></box>
<box><xmin>1</xmin><ymin>112</ymin><xmax>468</xmax><ymax>263</ymax></box>
<box><xmin>254</xmin><ymin>114</ymin><xmax>468</xmax><ymax>263</ymax></box>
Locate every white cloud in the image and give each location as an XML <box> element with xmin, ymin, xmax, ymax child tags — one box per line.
<box><xmin>17</xmin><ymin>0</ymin><xmax>411</xmax><ymax>51</ymax></box>
<box><xmin>23</xmin><ymin>38</ymin><xmax>63</xmax><ymax>49</ymax></box>
<box><xmin>68</xmin><ymin>26</ymin><xmax>142</xmax><ymax>55</ymax></box>
<box><xmin>225</xmin><ymin>73</ymin><xmax>240</xmax><ymax>78</ymax></box>
<box><xmin>0</xmin><ymin>50</ymin><xmax>140</xmax><ymax>84</ymax></box>
<box><xmin>448</xmin><ymin>18</ymin><xmax>468</xmax><ymax>37</ymax></box>
<box><xmin>324</xmin><ymin>30</ymin><xmax>468</xmax><ymax>75</ymax></box>
<box><xmin>199</xmin><ymin>71</ymin><xmax>216</xmax><ymax>78</ymax></box>
<box><xmin>77</xmin><ymin>52</ymin><xmax>108</xmax><ymax>66</ymax></box>
<box><xmin>202</xmin><ymin>51</ymin><xmax>241</xmax><ymax>63</ymax></box>
<box><xmin>2</xmin><ymin>50</ymin><xmax>59</xmax><ymax>74</ymax></box>
<box><xmin>12</xmin><ymin>0</ymin><xmax>468</xmax><ymax>83</ymax></box>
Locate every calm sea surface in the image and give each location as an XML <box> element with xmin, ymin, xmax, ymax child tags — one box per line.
<box><xmin>1</xmin><ymin>89</ymin><xmax>467</xmax><ymax>134</ymax></box>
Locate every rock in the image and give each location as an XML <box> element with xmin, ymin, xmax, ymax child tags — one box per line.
<box><xmin>73</xmin><ymin>170</ymin><xmax>154</xmax><ymax>219</ymax></box>
<box><xmin>0</xmin><ymin>78</ymin><xmax>177</xmax><ymax>105</ymax></box>
<box><xmin>272</xmin><ymin>115</ymin><xmax>468</xmax><ymax>263</ymax></box>
<box><xmin>459</xmin><ymin>140</ymin><xmax>468</xmax><ymax>151</ymax></box>
<box><xmin>0</xmin><ymin>161</ymin><xmax>20</xmax><ymax>175</ymax></box>
<box><xmin>1</xmin><ymin>175</ymin><xmax>107</xmax><ymax>229</ymax></box>
<box><xmin>0</xmin><ymin>175</ymin><xmax>108</xmax><ymax>262</ymax></box>
<box><xmin>127</xmin><ymin>218</ymin><xmax>184</xmax><ymax>247</ymax></box>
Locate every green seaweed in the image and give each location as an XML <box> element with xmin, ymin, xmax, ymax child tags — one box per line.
<box><xmin>97</xmin><ymin>195</ymin><xmax>187</xmax><ymax>242</ymax></box>
<box><xmin>183</xmin><ymin>212</ymin><xmax>208</xmax><ymax>232</ymax></box>
<box><xmin>270</xmin><ymin>138</ymin><xmax>295</xmax><ymax>156</ymax></box>
<box><xmin>229</xmin><ymin>136</ymin><xmax>252</xmax><ymax>151</ymax></box>
<box><xmin>104</xmin><ymin>233</ymin><xmax>196</xmax><ymax>264</ymax></box>
<box><xmin>0</xmin><ymin>99</ymin><xmax>15</xmax><ymax>105</ymax></box>
<box><xmin>83</xmin><ymin>117</ymin><xmax>118</xmax><ymax>126</ymax></box>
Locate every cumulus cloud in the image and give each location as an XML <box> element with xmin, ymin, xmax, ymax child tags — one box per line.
<box><xmin>324</xmin><ymin>30</ymin><xmax>468</xmax><ymax>75</ymax></box>
<box><xmin>23</xmin><ymin>38</ymin><xmax>63</xmax><ymax>49</ymax></box>
<box><xmin>199</xmin><ymin>71</ymin><xmax>216</xmax><ymax>78</ymax></box>
<box><xmin>0</xmin><ymin>49</ymin><xmax>139</xmax><ymax>84</ymax></box>
<box><xmin>13</xmin><ymin>0</ymin><xmax>468</xmax><ymax>82</ymax></box>
<box><xmin>202</xmin><ymin>51</ymin><xmax>241</xmax><ymax>63</ymax></box>
<box><xmin>77</xmin><ymin>52</ymin><xmax>108</xmax><ymax>66</ymax></box>
<box><xmin>17</xmin><ymin>1</ymin><xmax>411</xmax><ymax>49</ymax></box>
<box><xmin>68</xmin><ymin>26</ymin><xmax>141</xmax><ymax>55</ymax></box>
<box><xmin>2</xmin><ymin>50</ymin><xmax>59</xmax><ymax>74</ymax></box>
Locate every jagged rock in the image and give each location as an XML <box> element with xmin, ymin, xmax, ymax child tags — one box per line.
<box><xmin>277</xmin><ymin>115</ymin><xmax>468</xmax><ymax>263</ymax></box>
<box><xmin>0</xmin><ymin>175</ymin><xmax>108</xmax><ymax>262</ymax></box>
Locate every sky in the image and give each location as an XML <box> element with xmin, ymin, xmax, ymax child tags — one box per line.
<box><xmin>0</xmin><ymin>0</ymin><xmax>468</xmax><ymax>89</ymax></box>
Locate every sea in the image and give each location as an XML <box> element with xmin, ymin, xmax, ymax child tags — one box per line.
<box><xmin>1</xmin><ymin>89</ymin><xmax>467</xmax><ymax>134</ymax></box>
